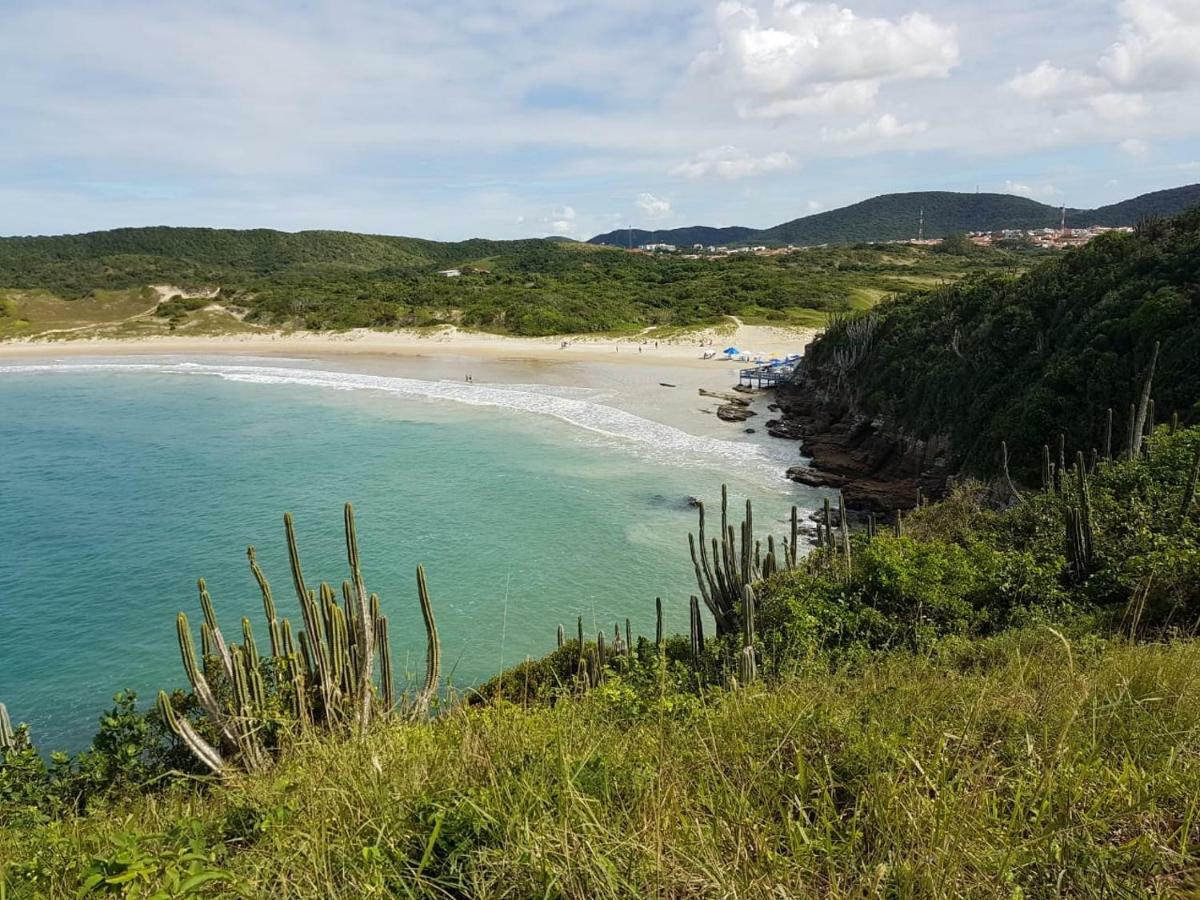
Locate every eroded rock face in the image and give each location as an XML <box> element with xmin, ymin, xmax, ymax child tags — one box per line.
<box><xmin>772</xmin><ymin>379</ymin><xmax>951</xmax><ymax>515</ymax></box>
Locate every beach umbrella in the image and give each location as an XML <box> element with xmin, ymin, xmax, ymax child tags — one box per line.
<box><xmin>723</xmin><ymin>346</ymin><xmax>740</xmax><ymax>355</ymax></box>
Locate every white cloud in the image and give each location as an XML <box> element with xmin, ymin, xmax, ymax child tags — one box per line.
<box><xmin>1006</xmin><ymin>0</ymin><xmax>1200</xmax><ymax>118</ymax></box>
<box><xmin>1003</xmin><ymin>180</ymin><xmax>1062</xmax><ymax>199</ymax></box>
<box><xmin>543</xmin><ymin>205</ymin><xmax>577</xmax><ymax>234</ymax></box>
<box><xmin>693</xmin><ymin>1</ymin><xmax>958</xmax><ymax>119</ymax></box>
<box><xmin>1098</xmin><ymin>0</ymin><xmax>1200</xmax><ymax>91</ymax></box>
<box><xmin>635</xmin><ymin>192</ymin><xmax>671</xmax><ymax>219</ymax></box>
<box><xmin>820</xmin><ymin>113</ymin><xmax>927</xmax><ymax>143</ymax></box>
<box><xmin>671</xmin><ymin>145</ymin><xmax>794</xmax><ymax>180</ymax></box>
<box><xmin>1006</xmin><ymin>62</ymin><xmax>1106</xmax><ymax>101</ymax></box>
<box><xmin>1119</xmin><ymin>137</ymin><xmax>1150</xmax><ymax>158</ymax></box>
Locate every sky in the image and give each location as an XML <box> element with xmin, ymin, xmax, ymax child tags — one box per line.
<box><xmin>1</xmin><ymin>0</ymin><xmax>1198</xmax><ymax>240</ymax></box>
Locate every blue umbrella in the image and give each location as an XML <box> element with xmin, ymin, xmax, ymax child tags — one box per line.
<box><xmin>723</xmin><ymin>346</ymin><xmax>740</xmax><ymax>355</ymax></box>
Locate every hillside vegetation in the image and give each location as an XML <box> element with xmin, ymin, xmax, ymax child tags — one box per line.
<box><xmin>3</xmin><ymin>416</ymin><xmax>1200</xmax><ymax>896</ymax></box>
<box><xmin>803</xmin><ymin>210</ymin><xmax>1200</xmax><ymax>478</ymax></box>
<box><xmin>587</xmin><ymin>184</ymin><xmax>1200</xmax><ymax>248</ymax></box>
<box><xmin>0</xmin><ymin>230</ymin><xmax>1023</xmax><ymax>337</ymax></box>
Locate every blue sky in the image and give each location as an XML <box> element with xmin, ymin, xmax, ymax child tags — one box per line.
<box><xmin>1</xmin><ymin>0</ymin><xmax>1197</xmax><ymax>240</ymax></box>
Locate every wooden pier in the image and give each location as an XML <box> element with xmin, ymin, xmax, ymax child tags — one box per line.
<box><xmin>738</xmin><ymin>367</ymin><xmax>783</xmax><ymax>388</ymax></box>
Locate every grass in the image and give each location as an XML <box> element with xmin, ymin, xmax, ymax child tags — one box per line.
<box><xmin>4</xmin><ymin>628</ymin><xmax>1199</xmax><ymax>897</ymax></box>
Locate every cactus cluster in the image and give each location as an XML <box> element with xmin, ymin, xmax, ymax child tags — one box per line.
<box><xmin>689</xmin><ymin>485</ymin><xmax>800</xmax><ymax>636</ymax></box>
<box><xmin>158</xmin><ymin>503</ymin><xmax>441</xmax><ymax>776</ymax></box>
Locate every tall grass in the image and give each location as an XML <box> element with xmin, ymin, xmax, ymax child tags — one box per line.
<box><xmin>4</xmin><ymin>628</ymin><xmax>1199</xmax><ymax>897</ymax></box>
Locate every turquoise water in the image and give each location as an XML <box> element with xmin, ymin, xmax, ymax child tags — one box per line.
<box><xmin>0</xmin><ymin>357</ymin><xmax>812</xmax><ymax>749</ymax></box>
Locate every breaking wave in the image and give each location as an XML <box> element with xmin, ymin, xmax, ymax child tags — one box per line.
<box><xmin>1</xmin><ymin>360</ymin><xmax>799</xmax><ymax>486</ymax></box>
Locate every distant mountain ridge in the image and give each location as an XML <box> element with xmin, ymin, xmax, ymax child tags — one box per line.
<box><xmin>587</xmin><ymin>184</ymin><xmax>1200</xmax><ymax>248</ymax></box>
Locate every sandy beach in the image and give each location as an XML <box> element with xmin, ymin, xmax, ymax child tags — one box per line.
<box><xmin>0</xmin><ymin>321</ymin><xmax>817</xmax><ymax>367</ymax></box>
<box><xmin>0</xmin><ymin>323</ymin><xmax>820</xmax><ymax>444</ymax></box>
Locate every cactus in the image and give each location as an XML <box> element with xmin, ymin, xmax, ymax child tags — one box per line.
<box><xmin>689</xmin><ymin>596</ymin><xmax>705</xmax><ymax>661</ymax></box>
<box><xmin>1104</xmin><ymin>408</ymin><xmax>1113</xmax><ymax>461</ymax></box>
<box><xmin>1055</xmin><ymin>434</ymin><xmax>1066</xmax><ymax>494</ymax></box>
<box><xmin>689</xmin><ymin>486</ymin><xmax>807</xmax><ymax>636</ymax></box>
<box><xmin>0</xmin><ymin>702</ymin><xmax>14</xmax><ymax>753</ymax></box>
<box><xmin>556</xmin><ymin>624</ymin><xmax>564</xmax><ymax>648</ymax></box>
<box><xmin>655</xmin><ymin>597</ymin><xmax>663</xmax><ymax>647</ymax></box>
<box><xmin>1132</xmin><ymin>341</ymin><xmax>1159</xmax><ymax>457</ymax></box>
<box><xmin>161</xmin><ymin>503</ymin><xmax>442</xmax><ymax>776</ymax></box>
<box><xmin>1065</xmin><ymin>452</ymin><xmax>1096</xmax><ymax>583</ymax></box>
<box><xmin>625</xmin><ymin>618</ymin><xmax>633</xmax><ymax>657</ymax></box>
<box><xmin>1179</xmin><ymin>443</ymin><xmax>1200</xmax><ymax>528</ymax></box>
<box><xmin>738</xmin><ymin>646</ymin><xmax>757</xmax><ymax>685</ymax></box>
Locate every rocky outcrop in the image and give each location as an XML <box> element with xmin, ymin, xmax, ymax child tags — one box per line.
<box><xmin>773</xmin><ymin>376</ymin><xmax>952</xmax><ymax>516</ymax></box>
<box><xmin>717</xmin><ymin>404</ymin><xmax>757</xmax><ymax>422</ymax></box>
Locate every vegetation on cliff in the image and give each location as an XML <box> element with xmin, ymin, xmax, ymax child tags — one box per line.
<box><xmin>802</xmin><ymin>210</ymin><xmax>1200</xmax><ymax>479</ymax></box>
<box><xmin>3</xmin><ymin>418</ymin><xmax>1200</xmax><ymax>896</ymax></box>
<box><xmin>0</xmin><ymin>227</ymin><xmax>1024</xmax><ymax>336</ymax></box>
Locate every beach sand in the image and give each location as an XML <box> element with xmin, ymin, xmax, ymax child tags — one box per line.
<box><xmin>0</xmin><ymin>323</ymin><xmax>818</xmax><ymax>443</ymax></box>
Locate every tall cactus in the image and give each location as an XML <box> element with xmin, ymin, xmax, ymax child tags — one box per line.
<box><xmin>689</xmin><ymin>485</ymin><xmax>805</xmax><ymax>636</ymax></box>
<box><xmin>1132</xmin><ymin>341</ymin><xmax>1160</xmax><ymax>457</ymax></box>
<box><xmin>689</xmin><ymin>595</ymin><xmax>705</xmax><ymax>661</ymax></box>
<box><xmin>159</xmin><ymin>503</ymin><xmax>442</xmax><ymax>776</ymax></box>
<box><xmin>0</xmin><ymin>702</ymin><xmax>14</xmax><ymax>753</ymax></box>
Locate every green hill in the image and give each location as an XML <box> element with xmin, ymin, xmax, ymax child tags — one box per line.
<box><xmin>1073</xmin><ymin>183</ymin><xmax>1200</xmax><ymax>226</ymax></box>
<box><xmin>801</xmin><ymin>209</ymin><xmax>1200</xmax><ymax>477</ymax></box>
<box><xmin>586</xmin><ymin>225</ymin><xmax>756</xmax><ymax>248</ymax></box>
<box><xmin>0</xmin><ymin>227</ymin><xmax>1023</xmax><ymax>337</ymax></box>
<box><xmin>757</xmin><ymin>191</ymin><xmax>1059</xmax><ymax>245</ymax></box>
<box><xmin>587</xmin><ymin>184</ymin><xmax>1200</xmax><ymax>248</ymax></box>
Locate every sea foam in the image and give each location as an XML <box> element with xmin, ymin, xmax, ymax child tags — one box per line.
<box><xmin>1</xmin><ymin>360</ymin><xmax>800</xmax><ymax>487</ymax></box>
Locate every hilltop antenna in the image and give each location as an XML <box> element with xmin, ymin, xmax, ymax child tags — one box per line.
<box><xmin>918</xmin><ymin>207</ymin><xmax>924</xmax><ymax>242</ymax></box>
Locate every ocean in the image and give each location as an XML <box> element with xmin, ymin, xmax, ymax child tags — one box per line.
<box><xmin>0</xmin><ymin>356</ymin><xmax>816</xmax><ymax>749</ymax></box>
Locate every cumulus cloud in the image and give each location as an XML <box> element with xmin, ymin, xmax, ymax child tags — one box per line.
<box><xmin>1006</xmin><ymin>0</ymin><xmax>1200</xmax><ymax>118</ymax></box>
<box><xmin>635</xmin><ymin>192</ymin><xmax>671</xmax><ymax>218</ymax></box>
<box><xmin>671</xmin><ymin>145</ymin><xmax>794</xmax><ymax>179</ymax></box>
<box><xmin>1003</xmin><ymin>180</ymin><xmax>1062</xmax><ymax>199</ymax></box>
<box><xmin>545</xmin><ymin>205</ymin><xmax>577</xmax><ymax>234</ymax></box>
<box><xmin>820</xmin><ymin>113</ymin><xmax>926</xmax><ymax>143</ymax></box>
<box><xmin>1119</xmin><ymin>137</ymin><xmax>1150</xmax><ymax>158</ymax></box>
<box><xmin>693</xmin><ymin>1</ymin><xmax>958</xmax><ymax>119</ymax></box>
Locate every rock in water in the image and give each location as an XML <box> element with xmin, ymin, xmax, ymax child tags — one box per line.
<box><xmin>717</xmin><ymin>404</ymin><xmax>756</xmax><ymax>422</ymax></box>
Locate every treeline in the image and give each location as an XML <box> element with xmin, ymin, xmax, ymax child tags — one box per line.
<box><xmin>803</xmin><ymin>210</ymin><xmax>1200</xmax><ymax>478</ymax></box>
<box><xmin>0</xmin><ymin>226</ymin><xmax>1023</xmax><ymax>335</ymax></box>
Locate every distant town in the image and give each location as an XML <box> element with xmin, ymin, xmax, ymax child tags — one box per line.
<box><xmin>629</xmin><ymin>224</ymin><xmax>1135</xmax><ymax>258</ymax></box>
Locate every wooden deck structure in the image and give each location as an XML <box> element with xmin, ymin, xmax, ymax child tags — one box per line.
<box><xmin>738</xmin><ymin>366</ymin><xmax>785</xmax><ymax>388</ymax></box>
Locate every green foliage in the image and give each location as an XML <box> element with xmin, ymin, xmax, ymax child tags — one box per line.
<box><xmin>5</xmin><ymin>631</ymin><xmax>1200</xmax><ymax>896</ymax></box>
<box><xmin>0</xmin><ymin>226</ymin><xmax>1024</xmax><ymax>336</ymax></box>
<box><xmin>806</xmin><ymin>209</ymin><xmax>1200</xmax><ymax>476</ymax></box>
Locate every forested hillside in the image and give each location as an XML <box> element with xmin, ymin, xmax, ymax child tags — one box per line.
<box><xmin>0</xmin><ymin>228</ymin><xmax>1023</xmax><ymax>336</ymax></box>
<box><xmin>801</xmin><ymin>210</ymin><xmax>1200</xmax><ymax>478</ymax></box>
<box><xmin>587</xmin><ymin>184</ymin><xmax>1200</xmax><ymax>248</ymax></box>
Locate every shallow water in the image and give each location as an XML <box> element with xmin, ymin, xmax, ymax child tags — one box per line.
<box><xmin>0</xmin><ymin>356</ymin><xmax>818</xmax><ymax>749</ymax></box>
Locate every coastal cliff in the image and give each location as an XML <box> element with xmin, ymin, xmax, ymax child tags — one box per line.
<box><xmin>769</xmin><ymin>365</ymin><xmax>953</xmax><ymax>516</ymax></box>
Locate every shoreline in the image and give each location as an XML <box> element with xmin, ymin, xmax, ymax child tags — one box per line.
<box><xmin>0</xmin><ymin>323</ymin><xmax>819</xmax><ymax>368</ymax></box>
<box><xmin>0</xmin><ymin>325</ymin><xmax>821</xmax><ymax>476</ymax></box>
